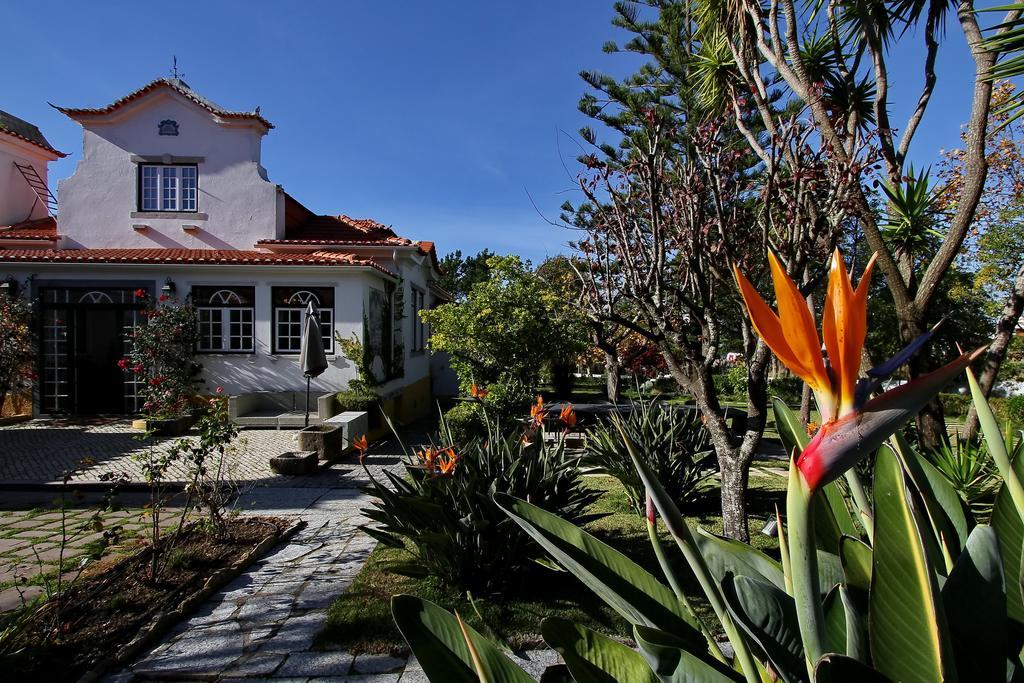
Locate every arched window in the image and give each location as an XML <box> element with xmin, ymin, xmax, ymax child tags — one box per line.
<box><xmin>285</xmin><ymin>290</ymin><xmax>321</xmax><ymax>306</ymax></box>
<box><xmin>190</xmin><ymin>286</ymin><xmax>255</xmax><ymax>353</ymax></box>
<box><xmin>78</xmin><ymin>291</ymin><xmax>114</xmax><ymax>304</ymax></box>
<box><xmin>272</xmin><ymin>286</ymin><xmax>334</xmax><ymax>354</ymax></box>
<box><xmin>208</xmin><ymin>289</ymin><xmax>243</xmax><ymax>305</ymax></box>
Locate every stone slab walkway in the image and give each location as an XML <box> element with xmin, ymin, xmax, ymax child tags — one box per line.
<box><xmin>0</xmin><ymin>418</ymin><xmax>318</xmax><ymax>486</ymax></box>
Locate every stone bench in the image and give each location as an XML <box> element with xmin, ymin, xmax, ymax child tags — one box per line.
<box><xmin>324</xmin><ymin>411</ymin><xmax>370</xmax><ymax>451</ymax></box>
<box><xmin>229</xmin><ymin>391</ymin><xmax>336</xmax><ymax>429</ymax></box>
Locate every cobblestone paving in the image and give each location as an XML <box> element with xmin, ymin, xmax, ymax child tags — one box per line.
<box><xmin>0</xmin><ymin>419</ymin><xmax>368</xmax><ymax>486</ymax></box>
<box><xmin>0</xmin><ymin>505</ymin><xmax>196</xmax><ymax>612</ymax></box>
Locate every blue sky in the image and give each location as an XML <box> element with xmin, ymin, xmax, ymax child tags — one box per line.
<box><xmin>0</xmin><ymin>1</ymin><xmax>992</xmax><ymax>261</ymax></box>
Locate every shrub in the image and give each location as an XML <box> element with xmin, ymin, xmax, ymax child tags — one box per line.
<box><xmin>421</xmin><ymin>255</ymin><xmax>588</xmax><ymax>392</ymax></box>
<box><xmin>581</xmin><ymin>397</ymin><xmax>715</xmax><ymax>516</ymax></box>
<box><xmin>767</xmin><ymin>375</ymin><xmax>802</xmax><ymax>405</ymax></box>
<box><xmin>713</xmin><ymin>363</ymin><xmax>748</xmax><ymax>398</ymax></box>
<box><xmin>0</xmin><ymin>295</ymin><xmax>35</xmax><ymax>417</ymax></box>
<box><xmin>120</xmin><ymin>291</ymin><xmax>200</xmax><ymax>418</ymax></box>
<box><xmin>358</xmin><ymin>407</ymin><xmax>598</xmax><ymax>592</ymax></box>
<box><xmin>441</xmin><ymin>401</ymin><xmax>484</xmax><ymax>443</ymax></box>
<box><xmin>940</xmin><ymin>392</ymin><xmax>972</xmax><ymax>417</ymax></box>
<box><xmin>997</xmin><ymin>395</ymin><xmax>1024</xmax><ymax>425</ymax></box>
<box><xmin>334</xmin><ymin>386</ymin><xmax>378</xmax><ymax>413</ymax></box>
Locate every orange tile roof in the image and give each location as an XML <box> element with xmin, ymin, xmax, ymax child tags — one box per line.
<box><xmin>260</xmin><ymin>213</ymin><xmax>411</xmax><ymax>246</ymax></box>
<box><xmin>52</xmin><ymin>78</ymin><xmax>273</xmax><ymax>129</ymax></box>
<box><xmin>0</xmin><ymin>216</ymin><xmax>59</xmax><ymax>241</ymax></box>
<box><xmin>0</xmin><ymin>248</ymin><xmax>395</xmax><ymax>275</ymax></box>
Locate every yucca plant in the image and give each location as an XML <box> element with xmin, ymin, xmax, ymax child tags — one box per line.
<box><xmin>925</xmin><ymin>436</ymin><xmax>1001</xmax><ymax>520</ymax></box>
<box><xmin>582</xmin><ymin>397</ymin><xmax>715</xmax><ymax>516</ymax></box>
<box><xmin>385</xmin><ymin>249</ymin><xmax>1024</xmax><ymax>682</ymax></box>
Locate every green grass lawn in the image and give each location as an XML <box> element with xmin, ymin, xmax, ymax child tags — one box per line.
<box><xmin>316</xmin><ymin>471</ymin><xmax>786</xmax><ymax>655</ymax></box>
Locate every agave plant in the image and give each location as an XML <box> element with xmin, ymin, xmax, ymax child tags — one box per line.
<box><xmin>581</xmin><ymin>396</ymin><xmax>715</xmax><ymax>516</ymax></box>
<box><xmin>386</xmin><ymin>250</ymin><xmax>1024</xmax><ymax>682</ymax></box>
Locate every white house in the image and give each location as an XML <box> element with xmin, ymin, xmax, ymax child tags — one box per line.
<box><xmin>0</xmin><ymin>78</ymin><xmax>454</xmax><ymax>419</ymax></box>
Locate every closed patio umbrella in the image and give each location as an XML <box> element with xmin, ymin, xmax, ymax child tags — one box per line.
<box><xmin>299</xmin><ymin>301</ymin><xmax>329</xmax><ymax>427</ymax></box>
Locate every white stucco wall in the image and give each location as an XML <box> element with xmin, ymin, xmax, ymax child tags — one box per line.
<box><xmin>0</xmin><ymin>263</ymin><xmax>385</xmax><ymax>398</ymax></box>
<box><xmin>0</xmin><ymin>136</ymin><xmax>53</xmax><ymax>226</ymax></box>
<box><xmin>57</xmin><ymin>90</ymin><xmax>278</xmax><ymax>250</ymax></box>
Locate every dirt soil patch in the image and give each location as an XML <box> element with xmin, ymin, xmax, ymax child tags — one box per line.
<box><xmin>4</xmin><ymin>515</ymin><xmax>291</xmax><ymax>682</ymax></box>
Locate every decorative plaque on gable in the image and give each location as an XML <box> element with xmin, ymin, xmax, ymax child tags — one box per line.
<box><xmin>158</xmin><ymin>120</ymin><xmax>179</xmax><ymax>136</ymax></box>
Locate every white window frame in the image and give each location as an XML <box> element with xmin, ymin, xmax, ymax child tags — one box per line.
<box><xmin>272</xmin><ymin>289</ymin><xmax>335</xmax><ymax>354</ymax></box>
<box><xmin>411</xmin><ymin>287</ymin><xmax>427</xmax><ymax>352</ymax></box>
<box><xmin>195</xmin><ymin>288</ymin><xmax>254</xmax><ymax>353</ymax></box>
<box><xmin>139</xmin><ymin>164</ymin><xmax>198</xmax><ymax>212</ymax></box>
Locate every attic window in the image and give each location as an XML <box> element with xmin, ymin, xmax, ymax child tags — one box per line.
<box><xmin>158</xmin><ymin>120</ymin><xmax>179</xmax><ymax>136</ymax></box>
<box><xmin>139</xmin><ymin>164</ymin><xmax>197</xmax><ymax>212</ymax></box>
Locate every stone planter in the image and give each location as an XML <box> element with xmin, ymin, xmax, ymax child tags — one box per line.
<box><xmin>269</xmin><ymin>450</ymin><xmax>319</xmax><ymax>476</ymax></box>
<box><xmin>136</xmin><ymin>416</ymin><xmax>193</xmax><ymax>437</ymax></box>
<box><xmin>298</xmin><ymin>424</ymin><xmax>343</xmax><ymax>460</ymax></box>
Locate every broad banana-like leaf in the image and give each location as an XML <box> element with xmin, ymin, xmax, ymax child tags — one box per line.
<box><xmin>891</xmin><ymin>431</ymin><xmax>970</xmax><ymax>556</ymax></box>
<box><xmin>541</xmin><ymin>617</ymin><xmax>658</xmax><ymax>683</ymax></box>
<box><xmin>494</xmin><ymin>493</ymin><xmax>705</xmax><ymax>643</ymax></box>
<box><xmin>992</xmin><ymin>444</ymin><xmax>1024</xmax><ymax>624</ymax></box>
<box><xmin>391</xmin><ymin>594</ymin><xmax>533</xmax><ymax>683</ymax></box>
<box><xmin>941</xmin><ymin>525</ymin><xmax>1006</xmax><ymax>683</ymax></box>
<box><xmin>813</xmin><ymin>654</ymin><xmax>891</xmax><ymax>682</ymax></box>
<box><xmin>722</xmin><ymin>574</ymin><xmax>805</xmax><ymax>683</ymax></box>
<box><xmin>839</xmin><ymin>536</ymin><xmax>872</xmax><ymax>591</ymax></box>
<box><xmin>695</xmin><ymin>527</ymin><xmax>786</xmax><ymax>591</ymax></box>
<box><xmin>822</xmin><ymin>584</ymin><xmax>868</xmax><ymax>662</ymax></box>
<box><xmin>621</xmin><ymin>428</ymin><xmax>762</xmax><ymax>683</ymax></box>
<box><xmin>968</xmin><ymin>367</ymin><xmax>1024</xmax><ymax>524</ymax></box>
<box><xmin>817</xmin><ymin>550</ymin><xmax>844</xmax><ymax>593</ymax></box>
<box><xmin>869</xmin><ymin>446</ymin><xmax>957</xmax><ymax>683</ymax></box>
<box><xmin>633</xmin><ymin>625</ymin><xmax>744</xmax><ymax>682</ymax></box>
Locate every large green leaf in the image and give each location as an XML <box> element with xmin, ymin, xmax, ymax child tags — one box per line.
<box><xmin>391</xmin><ymin>594</ymin><xmax>533</xmax><ymax>683</ymax></box>
<box><xmin>773</xmin><ymin>397</ymin><xmax>810</xmax><ymax>455</ymax></box>
<box><xmin>817</xmin><ymin>550</ymin><xmax>844</xmax><ymax>593</ymax></box>
<box><xmin>891</xmin><ymin>432</ymin><xmax>970</xmax><ymax>556</ymax></box>
<box><xmin>968</xmin><ymin>367</ymin><xmax>1024</xmax><ymax>523</ymax></box>
<box><xmin>494</xmin><ymin>493</ymin><xmax>704</xmax><ymax>642</ymax></box>
<box><xmin>941</xmin><ymin>525</ymin><xmax>1007</xmax><ymax>682</ymax></box>
<box><xmin>722</xmin><ymin>575</ymin><xmax>805</xmax><ymax>683</ymax></box>
<box><xmin>839</xmin><ymin>536</ymin><xmax>872</xmax><ymax>592</ymax></box>
<box><xmin>633</xmin><ymin>625</ymin><xmax>743</xmax><ymax>682</ymax></box>
<box><xmin>993</xmin><ymin>447</ymin><xmax>1024</xmax><ymax>624</ymax></box>
<box><xmin>869</xmin><ymin>446</ymin><xmax>956</xmax><ymax>683</ymax></box>
<box><xmin>541</xmin><ymin>617</ymin><xmax>658</xmax><ymax>683</ymax></box>
<box><xmin>822</xmin><ymin>584</ymin><xmax>867</xmax><ymax>662</ymax></box>
<box><xmin>695</xmin><ymin>527</ymin><xmax>785</xmax><ymax>590</ymax></box>
<box><xmin>813</xmin><ymin>654</ymin><xmax>891</xmax><ymax>682</ymax></box>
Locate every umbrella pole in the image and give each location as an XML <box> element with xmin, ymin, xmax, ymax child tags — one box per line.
<box><xmin>305</xmin><ymin>376</ymin><xmax>310</xmax><ymax>428</ymax></box>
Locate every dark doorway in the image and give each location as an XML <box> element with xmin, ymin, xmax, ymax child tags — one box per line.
<box><xmin>74</xmin><ymin>308</ymin><xmax>123</xmax><ymax>414</ymax></box>
<box><xmin>38</xmin><ymin>286</ymin><xmax>147</xmax><ymax>415</ymax></box>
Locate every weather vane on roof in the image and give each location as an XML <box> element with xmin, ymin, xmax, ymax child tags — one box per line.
<box><xmin>170</xmin><ymin>56</ymin><xmax>186</xmax><ymax>81</ymax></box>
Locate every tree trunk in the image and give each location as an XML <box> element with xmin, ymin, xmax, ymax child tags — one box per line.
<box><xmin>962</xmin><ymin>262</ymin><xmax>1024</xmax><ymax>440</ymax></box>
<box><xmin>719</xmin><ymin>456</ymin><xmax>750</xmax><ymax>541</ymax></box>
<box><xmin>605</xmin><ymin>351</ymin><xmax>621</xmax><ymax>404</ymax></box>
<box><xmin>909</xmin><ymin>348</ymin><xmax>950</xmax><ymax>450</ymax></box>
<box><xmin>800</xmin><ymin>383</ymin><xmax>811</xmax><ymax>427</ymax></box>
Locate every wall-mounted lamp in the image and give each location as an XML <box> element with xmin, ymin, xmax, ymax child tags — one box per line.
<box><xmin>162</xmin><ymin>278</ymin><xmax>176</xmax><ymax>297</ymax></box>
<box><xmin>0</xmin><ymin>277</ymin><xmax>17</xmax><ymax>297</ymax></box>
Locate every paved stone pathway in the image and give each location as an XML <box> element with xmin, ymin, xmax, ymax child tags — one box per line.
<box><xmin>0</xmin><ymin>418</ymin><xmax>314</xmax><ymax>485</ymax></box>
<box><xmin>0</xmin><ymin>504</ymin><xmax>198</xmax><ymax>612</ymax></box>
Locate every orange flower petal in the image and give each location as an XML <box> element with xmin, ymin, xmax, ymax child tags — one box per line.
<box><xmin>734</xmin><ymin>265</ymin><xmax>797</xmax><ymax>372</ymax></box>
<box><xmin>767</xmin><ymin>252</ymin><xmax>829</xmax><ymax>393</ymax></box>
